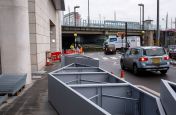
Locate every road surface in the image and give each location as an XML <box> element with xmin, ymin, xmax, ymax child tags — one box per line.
<box><xmin>85</xmin><ymin>52</ymin><xmax>176</xmax><ymax>92</ymax></box>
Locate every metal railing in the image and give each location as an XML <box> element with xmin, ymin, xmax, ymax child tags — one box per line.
<box><xmin>62</xmin><ymin>20</ymin><xmax>156</xmax><ymax>30</ymax></box>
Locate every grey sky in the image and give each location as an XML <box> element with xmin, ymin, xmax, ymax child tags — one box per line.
<box><xmin>64</xmin><ymin>0</ymin><xmax>176</xmax><ymax>28</ymax></box>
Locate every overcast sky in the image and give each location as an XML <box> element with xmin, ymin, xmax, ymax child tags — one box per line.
<box><xmin>64</xmin><ymin>0</ymin><xmax>176</xmax><ymax>28</ymax></box>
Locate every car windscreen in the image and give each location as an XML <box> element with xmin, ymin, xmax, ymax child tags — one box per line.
<box><xmin>143</xmin><ymin>48</ymin><xmax>166</xmax><ymax>56</ymax></box>
<box><xmin>109</xmin><ymin>38</ymin><xmax>117</xmax><ymax>42</ymax></box>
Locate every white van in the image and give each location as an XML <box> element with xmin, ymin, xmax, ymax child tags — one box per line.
<box><xmin>103</xmin><ymin>36</ymin><xmax>141</xmax><ymax>50</ymax></box>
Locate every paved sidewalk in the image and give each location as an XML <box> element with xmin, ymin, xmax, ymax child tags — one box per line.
<box><xmin>0</xmin><ymin>62</ymin><xmax>61</xmax><ymax>115</ymax></box>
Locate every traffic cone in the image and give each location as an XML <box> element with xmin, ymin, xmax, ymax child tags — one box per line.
<box><xmin>120</xmin><ymin>70</ymin><xmax>125</xmax><ymax>79</ymax></box>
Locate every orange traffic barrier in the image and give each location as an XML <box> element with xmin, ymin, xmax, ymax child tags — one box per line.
<box><xmin>51</xmin><ymin>51</ymin><xmax>61</xmax><ymax>62</ymax></box>
<box><xmin>64</xmin><ymin>49</ymin><xmax>82</xmax><ymax>55</ymax></box>
<box><xmin>46</xmin><ymin>51</ymin><xmax>61</xmax><ymax>66</ymax></box>
<box><xmin>80</xmin><ymin>47</ymin><xmax>83</xmax><ymax>54</ymax></box>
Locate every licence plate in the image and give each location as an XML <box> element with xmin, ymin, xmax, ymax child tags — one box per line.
<box><xmin>152</xmin><ymin>58</ymin><xmax>160</xmax><ymax>64</ymax></box>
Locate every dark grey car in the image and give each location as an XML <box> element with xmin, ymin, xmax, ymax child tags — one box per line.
<box><xmin>120</xmin><ymin>46</ymin><xmax>170</xmax><ymax>74</ymax></box>
<box><xmin>103</xmin><ymin>44</ymin><xmax>116</xmax><ymax>54</ymax></box>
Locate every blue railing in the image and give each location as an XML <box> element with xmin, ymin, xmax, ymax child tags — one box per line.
<box><xmin>62</xmin><ymin>20</ymin><xmax>156</xmax><ymax>30</ymax></box>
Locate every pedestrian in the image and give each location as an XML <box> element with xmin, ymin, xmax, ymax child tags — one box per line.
<box><xmin>70</xmin><ymin>43</ymin><xmax>75</xmax><ymax>50</ymax></box>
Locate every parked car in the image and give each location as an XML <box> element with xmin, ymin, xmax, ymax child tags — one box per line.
<box><xmin>168</xmin><ymin>48</ymin><xmax>176</xmax><ymax>59</ymax></box>
<box><xmin>103</xmin><ymin>44</ymin><xmax>116</xmax><ymax>54</ymax></box>
<box><xmin>120</xmin><ymin>46</ymin><xmax>170</xmax><ymax>74</ymax></box>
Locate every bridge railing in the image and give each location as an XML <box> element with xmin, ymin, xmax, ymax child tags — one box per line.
<box><xmin>62</xmin><ymin>20</ymin><xmax>156</xmax><ymax>30</ymax></box>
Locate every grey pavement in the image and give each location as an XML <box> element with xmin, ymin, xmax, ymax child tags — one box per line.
<box><xmin>0</xmin><ymin>62</ymin><xmax>61</xmax><ymax>115</ymax></box>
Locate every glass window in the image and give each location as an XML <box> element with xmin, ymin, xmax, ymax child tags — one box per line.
<box><xmin>131</xmin><ymin>49</ymin><xmax>140</xmax><ymax>55</ymax></box>
<box><xmin>109</xmin><ymin>38</ymin><xmax>117</xmax><ymax>42</ymax></box>
<box><xmin>143</xmin><ymin>48</ymin><xmax>166</xmax><ymax>56</ymax></box>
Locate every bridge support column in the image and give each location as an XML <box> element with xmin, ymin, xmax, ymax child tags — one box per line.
<box><xmin>0</xmin><ymin>0</ymin><xmax>31</xmax><ymax>84</ymax></box>
<box><xmin>144</xmin><ymin>31</ymin><xmax>154</xmax><ymax>46</ymax></box>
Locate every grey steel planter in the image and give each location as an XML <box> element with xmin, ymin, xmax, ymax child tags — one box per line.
<box><xmin>48</xmin><ymin>64</ymin><xmax>166</xmax><ymax>115</ymax></box>
<box><xmin>48</xmin><ymin>76</ymin><xmax>110</xmax><ymax>115</ymax></box>
<box><xmin>61</xmin><ymin>54</ymin><xmax>99</xmax><ymax>67</ymax></box>
<box><xmin>0</xmin><ymin>74</ymin><xmax>27</xmax><ymax>95</ymax></box>
<box><xmin>53</xmin><ymin>67</ymin><xmax>104</xmax><ymax>73</ymax></box>
<box><xmin>71</xmin><ymin>84</ymin><xmax>165</xmax><ymax>115</ymax></box>
<box><xmin>160</xmin><ymin>80</ymin><xmax>176</xmax><ymax>115</ymax></box>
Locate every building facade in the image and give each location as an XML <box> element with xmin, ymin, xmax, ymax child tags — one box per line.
<box><xmin>0</xmin><ymin>0</ymin><xmax>65</xmax><ymax>84</ymax></box>
<box><xmin>160</xmin><ymin>29</ymin><xmax>176</xmax><ymax>47</ymax></box>
<box><xmin>63</xmin><ymin>12</ymin><xmax>81</xmax><ymax>26</ymax></box>
<box><xmin>29</xmin><ymin>0</ymin><xmax>64</xmax><ymax>72</ymax></box>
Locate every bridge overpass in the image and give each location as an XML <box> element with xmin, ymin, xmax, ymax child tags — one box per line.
<box><xmin>62</xmin><ymin>20</ymin><xmax>156</xmax><ymax>49</ymax></box>
<box><xmin>62</xmin><ymin>20</ymin><xmax>155</xmax><ymax>35</ymax></box>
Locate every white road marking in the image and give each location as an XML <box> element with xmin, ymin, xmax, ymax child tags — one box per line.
<box><xmin>93</xmin><ymin>58</ymin><xmax>99</xmax><ymax>60</ymax></box>
<box><xmin>113</xmin><ymin>62</ymin><xmax>119</xmax><ymax>65</ymax></box>
<box><xmin>102</xmin><ymin>57</ymin><xmax>108</xmax><ymax>60</ymax></box>
<box><xmin>110</xmin><ymin>57</ymin><xmax>118</xmax><ymax>60</ymax></box>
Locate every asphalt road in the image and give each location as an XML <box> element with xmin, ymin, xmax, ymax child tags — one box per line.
<box><xmin>85</xmin><ymin>52</ymin><xmax>176</xmax><ymax>92</ymax></box>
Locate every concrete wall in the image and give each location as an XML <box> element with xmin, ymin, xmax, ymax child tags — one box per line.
<box><xmin>0</xmin><ymin>0</ymin><xmax>32</xmax><ymax>84</ymax></box>
<box><xmin>28</xmin><ymin>0</ymin><xmax>62</xmax><ymax>72</ymax></box>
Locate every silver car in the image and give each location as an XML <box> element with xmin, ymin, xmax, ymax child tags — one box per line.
<box><xmin>120</xmin><ymin>46</ymin><xmax>170</xmax><ymax>74</ymax></box>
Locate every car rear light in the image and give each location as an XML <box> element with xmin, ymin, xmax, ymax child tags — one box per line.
<box><xmin>139</xmin><ymin>57</ymin><xmax>148</xmax><ymax>62</ymax></box>
<box><xmin>163</xmin><ymin>56</ymin><xmax>170</xmax><ymax>60</ymax></box>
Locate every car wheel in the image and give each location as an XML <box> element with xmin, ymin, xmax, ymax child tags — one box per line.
<box><xmin>160</xmin><ymin>70</ymin><xmax>167</xmax><ymax>74</ymax></box>
<box><xmin>120</xmin><ymin>60</ymin><xmax>125</xmax><ymax>70</ymax></box>
<box><xmin>133</xmin><ymin>64</ymin><xmax>139</xmax><ymax>75</ymax></box>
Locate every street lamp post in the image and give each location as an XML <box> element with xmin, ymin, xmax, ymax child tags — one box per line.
<box><xmin>139</xmin><ymin>6</ymin><xmax>142</xmax><ymax>29</ymax></box>
<box><xmin>74</xmin><ymin>6</ymin><xmax>80</xmax><ymax>48</ymax></box>
<box><xmin>74</xmin><ymin>6</ymin><xmax>80</xmax><ymax>27</ymax></box>
<box><xmin>156</xmin><ymin>0</ymin><xmax>160</xmax><ymax>46</ymax></box>
<box><xmin>88</xmin><ymin>0</ymin><xmax>90</xmax><ymax>27</ymax></box>
<box><xmin>138</xmin><ymin>3</ymin><xmax>144</xmax><ymax>46</ymax></box>
<box><xmin>138</xmin><ymin>3</ymin><xmax>144</xmax><ymax>30</ymax></box>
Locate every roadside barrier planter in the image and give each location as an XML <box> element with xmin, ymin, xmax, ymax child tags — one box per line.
<box><xmin>0</xmin><ymin>74</ymin><xmax>27</xmax><ymax>95</ymax></box>
<box><xmin>48</xmin><ymin>55</ymin><xmax>167</xmax><ymax>115</ymax></box>
<box><xmin>61</xmin><ymin>54</ymin><xmax>99</xmax><ymax>67</ymax></box>
<box><xmin>160</xmin><ymin>80</ymin><xmax>176</xmax><ymax>115</ymax></box>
